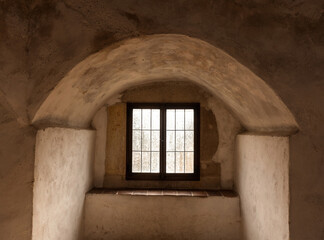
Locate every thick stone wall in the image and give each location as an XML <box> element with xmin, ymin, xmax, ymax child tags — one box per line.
<box><xmin>0</xmin><ymin>107</ymin><xmax>35</xmax><ymax>240</ymax></box>
<box><xmin>85</xmin><ymin>192</ymin><xmax>241</xmax><ymax>240</ymax></box>
<box><xmin>235</xmin><ymin>135</ymin><xmax>290</xmax><ymax>240</ymax></box>
<box><xmin>0</xmin><ymin>1</ymin><xmax>323</xmax><ymax>239</ymax></box>
<box><xmin>32</xmin><ymin>128</ymin><xmax>95</xmax><ymax>240</ymax></box>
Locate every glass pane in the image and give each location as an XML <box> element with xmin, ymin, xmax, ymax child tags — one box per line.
<box><xmin>176</xmin><ymin>152</ymin><xmax>185</xmax><ymax>173</ymax></box>
<box><xmin>142</xmin><ymin>152</ymin><xmax>150</xmax><ymax>172</ymax></box>
<box><xmin>152</xmin><ymin>131</ymin><xmax>160</xmax><ymax>151</ymax></box>
<box><xmin>166</xmin><ymin>131</ymin><xmax>175</xmax><ymax>151</ymax></box>
<box><xmin>176</xmin><ymin>131</ymin><xmax>184</xmax><ymax>151</ymax></box>
<box><xmin>152</xmin><ymin>110</ymin><xmax>160</xmax><ymax>130</ymax></box>
<box><xmin>131</xmin><ymin>108</ymin><xmax>161</xmax><ymax>174</ymax></box>
<box><xmin>166</xmin><ymin>152</ymin><xmax>175</xmax><ymax>173</ymax></box>
<box><xmin>185</xmin><ymin>131</ymin><xmax>194</xmax><ymax>151</ymax></box>
<box><xmin>133</xmin><ymin>109</ymin><xmax>141</xmax><ymax>129</ymax></box>
<box><xmin>142</xmin><ymin>109</ymin><xmax>151</xmax><ymax>129</ymax></box>
<box><xmin>132</xmin><ymin>152</ymin><xmax>141</xmax><ymax>173</ymax></box>
<box><xmin>185</xmin><ymin>152</ymin><xmax>194</xmax><ymax>173</ymax></box>
<box><xmin>166</xmin><ymin>110</ymin><xmax>175</xmax><ymax>130</ymax></box>
<box><xmin>132</xmin><ymin>130</ymin><xmax>141</xmax><ymax>151</ymax></box>
<box><xmin>176</xmin><ymin>109</ymin><xmax>185</xmax><ymax>130</ymax></box>
<box><xmin>185</xmin><ymin>109</ymin><xmax>194</xmax><ymax>130</ymax></box>
<box><xmin>142</xmin><ymin>131</ymin><xmax>151</xmax><ymax>151</ymax></box>
<box><xmin>151</xmin><ymin>152</ymin><xmax>159</xmax><ymax>173</ymax></box>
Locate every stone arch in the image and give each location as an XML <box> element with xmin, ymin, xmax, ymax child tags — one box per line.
<box><xmin>32</xmin><ymin>34</ymin><xmax>298</xmax><ymax>133</ymax></box>
<box><xmin>31</xmin><ymin>34</ymin><xmax>296</xmax><ymax>240</ymax></box>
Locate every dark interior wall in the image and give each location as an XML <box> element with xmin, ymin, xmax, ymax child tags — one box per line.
<box><xmin>0</xmin><ymin>1</ymin><xmax>323</xmax><ymax>239</ymax></box>
<box><xmin>0</xmin><ymin>103</ymin><xmax>36</xmax><ymax>240</ymax></box>
<box><xmin>0</xmin><ymin>3</ymin><xmax>35</xmax><ymax>239</ymax></box>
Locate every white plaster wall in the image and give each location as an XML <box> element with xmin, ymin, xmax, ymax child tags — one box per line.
<box><xmin>91</xmin><ymin>107</ymin><xmax>107</xmax><ymax>187</ymax></box>
<box><xmin>235</xmin><ymin>134</ymin><xmax>289</xmax><ymax>240</ymax></box>
<box><xmin>85</xmin><ymin>194</ymin><xmax>241</xmax><ymax>240</ymax></box>
<box><xmin>32</xmin><ymin>127</ymin><xmax>96</xmax><ymax>240</ymax></box>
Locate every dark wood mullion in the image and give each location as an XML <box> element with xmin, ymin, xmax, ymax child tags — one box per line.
<box><xmin>174</xmin><ymin>109</ymin><xmax>176</xmax><ymax>173</ymax></box>
<box><xmin>126</xmin><ymin>105</ymin><xmax>133</xmax><ymax>179</ymax></box>
<box><xmin>140</xmin><ymin>109</ymin><xmax>143</xmax><ymax>172</ymax></box>
<box><xmin>150</xmin><ymin>109</ymin><xmax>152</xmax><ymax>173</ymax></box>
<box><xmin>194</xmin><ymin>105</ymin><xmax>200</xmax><ymax>180</ymax></box>
<box><xmin>160</xmin><ymin>105</ymin><xmax>166</xmax><ymax>180</ymax></box>
<box><xmin>184</xmin><ymin>110</ymin><xmax>186</xmax><ymax>173</ymax></box>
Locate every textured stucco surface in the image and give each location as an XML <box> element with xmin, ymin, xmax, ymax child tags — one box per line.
<box><xmin>0</xmin><ymin>107</ymin><xmax>35</xmax><ymax>240</ymax></box>
<box><xmin>91</xmin><ymin>107</ymin><xmax>107</xmax><ymax>187</ymax></box>
<box><xmin>99</xmin><ymin>81</ymin><xmax>241</xmax><ymax>189</ymax></box>
<box><xmin>0</xmin><ymin>1</ymin><xmax>323</xmax><ymax>239</ymax></box>
<box><xmin>235</xmin><ymin>134</ymin><xmax>289</xmax><ymax>240</ymax></box>
<box><xmin>32</xmin><ymin>128</ymin><xmax>95</xmax><ymax>240</ymax></box>
<box><xmin>32</xmin><ymin>34</ymin><xmax>297</xmax><ymax>133</ymax></box>
<box><xmin>85</xmin><ymin>193</ymin><xmax>241</xmax><ymax>240</ymax></box>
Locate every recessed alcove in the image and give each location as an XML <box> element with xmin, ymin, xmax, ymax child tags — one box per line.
<box><xmin>91</xmin><ymin>81</ymin><xmax>242</xmax><ymax>190</ymax></box>
<box><xmin>31</xmin><ymin>34</ymin><xmax>298</xmax><ymax>240</ymax></box>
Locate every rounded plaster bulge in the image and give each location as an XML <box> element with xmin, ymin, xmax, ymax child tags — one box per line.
<box><xmin>32</xmin><ymin>34</ymin><xmax>298</xmax><ymax>134</ymax></box>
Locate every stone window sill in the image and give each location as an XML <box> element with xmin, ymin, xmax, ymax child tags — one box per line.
<box><xmin>88</xmin><ymin>188</ymin><xmax>237</xmax><ymax>198</ymax></box>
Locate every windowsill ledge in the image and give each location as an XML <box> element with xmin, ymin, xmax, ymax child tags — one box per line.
<box><xmin>88</xmin><ymin>188</ymin><xmax>237</xmax><ymax>198</ymax></box>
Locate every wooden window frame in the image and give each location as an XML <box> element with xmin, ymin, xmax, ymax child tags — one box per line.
<box><xmin>126</xmin><ymin>103</ymin><xmax>200</xmax><ymax>181</ymax></box>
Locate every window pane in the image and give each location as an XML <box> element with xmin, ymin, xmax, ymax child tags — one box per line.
<box><xmin>131</xmin><ymin>108</ymin><xmax>161</xmax><ymax>174</ymax></box>
<box><xmin>185</xmin><ymin>109</ymin><xmax>194</xmax><ymax>130</ymax></box>
<box><xmin>130</xmin><ymin>106</ymin><xmax>196</xmax><ymax>176</ymax></box>
<box><xmin>142</xmin><ymin>109</ymin><xmax>151</xmax><ymax>129</ymax></box>
<box><xmin>166</xmin><ymin>152</ymin><xmax>175</xmax><ymax>173</ymax></box>
<box><xmin>176</xmin><ymin>109</ymin><xmax>184</xmax><ymax>130</ymax></box>
<box><xmin>152</xmin><ymin>110</ymin><xmax>160</xmax><ymax>130</ymax></box>
<box><xmin>166</xmin><ymin>131</ymin><xmax>175</xmax><ymax>151</ymax></box>
<box><xmin>185</xmin><ymin>131</ymin><xmax>194</xmax><ymax>151</ymax></box>
<box><xmin>166</xmin><ymin>110</ymin><xmax>175</xmax><ymax>130</ymax></box>
<box><xmin>176</xmin><ymin>152</ymin><xmax>185</xmax><ymax>173</ymax></box>
<box><xmin>151</xmin><ymin>152</ymin><xmax>160</xmax><ymax>173</ymax></box>
<box><xmin>133</xmin><ymin>109</ymin><xmax>141</xmax><ymax>129</ymax></box>
<box><xmin>142</xmin><ymin>152</ymin><xmax>150</xmax><ymax>172</ymax></box>
<box><xmin>152</xmin><ymin>131</ymin><xmax>160</xmax><ymax>151</ymax></box>
<box><xmin>185</xmin><ymin>152</ymin><xmax>194</xmax><ymax>173</ymax></box>
<box><xmin>142</xmin><ymin>131</ymin><xmax>151</xmax><ymax>151</ymax></box>
<box><xmin>132</xmin><ymin>152</ymin><xmax>141</xmax><ymax>173</ymax></box>
<box><xmin>176</xmin><ymin>131</ymin><xmax>184</xmax><ymax>151</ymax></box>
<box><xmin>132</xmin><ymin>130</ymin><xmax>141</xmax><ymax>151</ymax></box>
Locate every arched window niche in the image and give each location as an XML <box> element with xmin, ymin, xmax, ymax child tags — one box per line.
<box><xmin>92</xmin><ymin>81</ymin><xmax>242</xmax><ymax>190</ymax></box>
<box><xmin>31</xmin><ymin>34</ymin><xmax>298</xmax><ymax>240</ymax></box>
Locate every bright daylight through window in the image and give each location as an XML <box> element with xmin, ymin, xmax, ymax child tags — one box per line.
<box><xmin>126</xmin><ymin>103</ymin><xmax>200</xmax><ymax>180</ymax></box>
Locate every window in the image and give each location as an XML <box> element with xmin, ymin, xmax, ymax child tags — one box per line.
<box><xmin>126</xmin><ymin>103</ymin><xmax>200</xmax><ymax>180</ymax></box>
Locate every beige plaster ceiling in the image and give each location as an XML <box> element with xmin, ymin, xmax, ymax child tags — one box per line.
<box><xmin>32</xmin><ymin>34</ymin><xmax>298</xmax><ymax>133</ymax></box>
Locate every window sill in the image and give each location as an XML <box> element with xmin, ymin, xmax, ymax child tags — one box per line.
<box><xmin>88</xmin><ymin>188</ymin><xmax>237</xmax><ymax>198</ymax></box>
